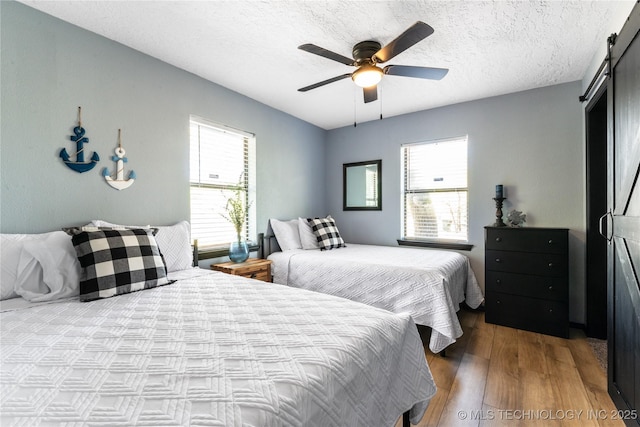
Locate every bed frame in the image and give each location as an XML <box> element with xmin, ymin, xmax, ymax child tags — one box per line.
<box><xmin>257</xmin><ymin>232</ymin><xmax>278</xmax><ymax>259</ymax></box>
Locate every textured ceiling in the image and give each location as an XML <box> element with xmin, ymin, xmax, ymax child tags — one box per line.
<box><xmin>18</xmin><ymin>1</ymin><xmax>635</xmax><ymax>130</ymax></box>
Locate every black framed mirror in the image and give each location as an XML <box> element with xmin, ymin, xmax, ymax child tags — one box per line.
<box><xmin>343</xmin><ymin>159</ymin><xmax>382</xmax><ymax>211</ymax></box>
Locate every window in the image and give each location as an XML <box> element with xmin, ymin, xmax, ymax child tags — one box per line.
<box><xmin>401</xmin><ymin>136</ymin><xmax>468</xmax><ymax>242</ymax></box>
<box><xmin>190</xmin><ymin>116</ymin><xmax>256</xmax><ymax>250</ymax></box>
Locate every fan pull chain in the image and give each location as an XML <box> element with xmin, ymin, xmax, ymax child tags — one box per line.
<box><xmin>379</xmin><ymin>85</ymin><xmax>383</xmax><ymax>120</ymax></box>
<box><xmin>353</xmin><ymin>86</ymin><xmax>357</xmax><ymax>127</ymax></box>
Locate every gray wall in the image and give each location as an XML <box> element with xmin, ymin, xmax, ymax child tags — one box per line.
<box><xmin>1</xmin><ymin>1</ymin><xmax>326</xmax><ymax>234</ymax></box>
<box><xmin>325</xmin><ymin>82</ymin><xmax>586</xmax><ymax>323</ymax></box>
<box><xmin>1</xmin><ymin>1</ymin><xmax>589</xmax><ymax>323</ymax></box>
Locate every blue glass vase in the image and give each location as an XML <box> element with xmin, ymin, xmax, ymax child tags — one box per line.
<box><xmin>229</xmin><ymin>240</ymin><xmax>249</xmax><ymax>263</ymax></box>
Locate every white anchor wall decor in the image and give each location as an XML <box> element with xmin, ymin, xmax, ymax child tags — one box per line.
<box><xmin>60</xmin><ymin>106</ymin><xmax>100</xmax><ymax>173</ymax></box>
<box><xmin>103</xmin><ymin>129</ymin><xmax>136</xmax><ymax>190</ymax></box>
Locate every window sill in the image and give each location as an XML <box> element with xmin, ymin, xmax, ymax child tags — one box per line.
<box><xmin>397</xmin><ymin>239</ymin><xmax>474</xmax><ymax>251</ymax></box>
<box><xmin>197</xmin><ymin>243</ymin><xmax>260</xmax><ymax>261</ymax></box>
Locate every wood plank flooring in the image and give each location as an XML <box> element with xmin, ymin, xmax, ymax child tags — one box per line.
<box><xmin>397</xmin><ymin>308</ymin><xmax>623</xmax><ymax>427</ymax></box>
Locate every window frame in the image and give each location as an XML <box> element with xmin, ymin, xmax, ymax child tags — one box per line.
<box><xmin>189</xmin><ymin>115</ymin><xmax>256</xmax><ymax>258</ymax></box>
<box><xmin>399</xmin><ymin>136</ymin><xmax>473</xmax><ymax>251</ymax></box>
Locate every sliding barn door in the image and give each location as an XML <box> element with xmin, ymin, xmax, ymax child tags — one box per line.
<box><xmin>607</xmin><ymin>4</ymin><xmax>640</xmax><ymax>425</ymax></box>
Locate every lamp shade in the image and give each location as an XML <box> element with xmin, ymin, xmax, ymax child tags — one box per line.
<box><xmin>352</xmin><ymin>64</ymin><xmax>383</xmax><ymax>88</ymax></box>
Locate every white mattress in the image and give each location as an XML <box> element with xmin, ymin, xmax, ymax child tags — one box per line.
<box><xmin>1</xmin><ymin>269</ymin><xmax>436</xmax><ymax>426</ymax></box>
<box><xmin>269</xmin><ymin>244</ymin><xmax>484</xmax><ymax>353</ymax></box>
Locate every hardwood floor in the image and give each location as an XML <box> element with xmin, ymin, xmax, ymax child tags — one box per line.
<box><xmin>398</xmin><ymin>308</ymin><xmax>624</xmax><ymax>427</ymax></box>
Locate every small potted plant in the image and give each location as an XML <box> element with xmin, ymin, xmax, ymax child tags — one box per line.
<box><xmin>221</xmin><ymin>180</ymin><xmax>252</xmax><ymax>263</ymax></box>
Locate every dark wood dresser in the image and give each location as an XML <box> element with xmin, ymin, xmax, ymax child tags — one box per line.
<box><xmin>484</xmin><ymin>226</ymin><xmax>569</xmax><ymax>338</ymax></box>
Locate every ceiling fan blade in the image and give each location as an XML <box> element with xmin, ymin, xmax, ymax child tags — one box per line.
<box><xmin>383</xmin><ymin>65</ymin><xmax>448</xmax><ymax>80</ymax></box>
<box><xmin>298</xmin><ymin>73</ymin><xmax>352</xmax><ymax>92</ymax></box>
<box><xmin>298</xmin><ymin>44</ymin><xmax>354</xmax><ymax>65</ymax></box>
<box><xmin>373</xmin><ymin>21</ymin><xmax>434</xmax><ymax>63</ymax></box>
<box><xmin>363</xmin><ymin>86</ymin><xmax>378</xmax><ymax>103</ymax></box>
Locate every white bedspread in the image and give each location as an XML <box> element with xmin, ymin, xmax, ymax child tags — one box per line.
<box><xmin>269</xmin><ymin>244</ymin><xmax>484</xmax><ymax>353</ymax></box>
<box><xmin>1</xmin><ymin>269</ymin><xmax>435</xmax><ymax>426</ymax></box>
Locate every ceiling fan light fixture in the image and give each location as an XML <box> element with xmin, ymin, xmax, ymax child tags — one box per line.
<box><xmin>352</xmin><ymin>64</ymin><xmax>383</xmax><ymax>88</ymax></box>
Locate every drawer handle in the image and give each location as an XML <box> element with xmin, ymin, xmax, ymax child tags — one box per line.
<box><xmin>495</xmin><ymin>258</ymin><xmax>501</xmax><ymax>263</ymax></box>
<box><xmin>548</xmin><ymin>285</ymin><xmax>553</xmax><ymax>291</ymax></box>
<box><xmin>495</xmin><ymin>237</ymin><xmax>502</xmax><ymax>242</ymax></box>
<box><xmin>548</xmin><ymin>263</ymin><xmax>553</xmax><ymax>268</ymax></box>
<box><xmin>496</xmin><ymin>300</ymin><xmax>501</xmax><ymax>304</ymax></box>
<box><xmin>549</xmin><ymin>308</ymin><xmax>553</xmax><ymax>313</ymax></box>
<box><xmin>548</xmin><ymin>239</ymin><xmax>553</xmax><ymax>245</ymax></box>
<box><xmin>250</xmin><ymin>273</ymin><xmax>257</xmax><ymax>278</ymax></box>
<box><xmin>496</xmin><ymin>279</ymin><xmax>501</xmax><ymax>285</ymax></box>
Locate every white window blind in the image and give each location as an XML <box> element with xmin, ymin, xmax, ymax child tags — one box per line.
<box><xmin>190</xmin><ymin>117</ymin><xmax>256</xmax><ymax>248</ymax></box>
<box><xmin>402</xmin><ymin>136</ymin><xmax>468</xmax><ymax>242</ymax></box>
<box><xmin>365</xmin><ymin>166</ymin><xmax>378</xmax><ymax>207</ymax></box>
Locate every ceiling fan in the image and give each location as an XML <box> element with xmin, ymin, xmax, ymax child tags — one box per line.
<box><xmin>297</xmin><ymin>21</ymin><xmax>448</xmax><ymax>103</ymax></box>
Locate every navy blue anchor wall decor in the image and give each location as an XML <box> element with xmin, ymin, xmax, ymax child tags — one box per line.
<box><xmin>103</xmin><ymin>129</ymin><xmax>136</xmax><ymax>190</ymax></box>
<box><xmin>60</xmin><ymin>106</ymin><xmax>100</xmax><ymax>173</ymax></box>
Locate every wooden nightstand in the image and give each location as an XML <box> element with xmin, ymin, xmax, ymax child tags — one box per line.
<box><xmin>211</xmin><ymin>258</ymin><xmax>272</xmax><ymax>282</ymax></box>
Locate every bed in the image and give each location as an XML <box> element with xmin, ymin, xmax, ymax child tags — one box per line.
<box><xmin>0</xmin><ymin>222</ymin><xmax>436</xmax><ymax>427</ymax></box>
<box><xmin>263</xmin><ymin>217</ymin><xmax>485</xmax><ymax>354</ymax></box>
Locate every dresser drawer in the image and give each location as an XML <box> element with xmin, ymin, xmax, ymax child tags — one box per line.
<box><xmin>244</xmin><ymin>270</ymin><xmax>271</xmax><ymax>282</ymax></box>
<box><xmin>486</xmin><ymin>250</ymin><xmax>567</xmax><ymax>277</ymax></box>
<box><xmin>235</xmin><ymin>263</ymin><xmax>270</xmax><ymax>279</ymax></box>
<box><xmin>486</xmin><ymin>271</ymin><xmax>568</xmax><ymax>301</ymax></box>
<box><xmin>485</xmin><ymin>292</ymin><xmax>569</xmax><ymax>337</ymax></box>
<box><xmin>486</xmin><ymin>228</ymin><xmax>568</xmax><ymax>254</ymax></box>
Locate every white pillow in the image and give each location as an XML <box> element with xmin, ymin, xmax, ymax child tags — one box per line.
<box><xmin>90</xmin><ymin>220</ymin><xmax>192</xmax><ymax>272</ymax></box>
<box><xmin>270</xmin><ymin>219</ymin><xmax>302</xmax><ymax>251</ymax></box>
<box><xmin>15</xmin><ymin>231</ymin><xmax>81</xmax><ymax>302</ymax></box>
<box><xmin>91</xmin><ymin>219</ymin><xmax>149</xmax><ymax>229</ymax></box>
<box><xmin>298</xmin><ymin>217</ymin><xmax>320</xmax><ymax>250</ymax></box>
<box><xmin>0</xmin><ymin>233</ymin><xmax>50</xmax><ymax>300</ymax></box>
<box><xmin>154</xmin><ymin>221</ymin><xmax>193</xmax><ymax>272</ymax></box>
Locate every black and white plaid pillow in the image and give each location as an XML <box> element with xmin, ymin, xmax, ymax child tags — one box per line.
<box><xmin>70</xmin><ymin>228</ymin><xmax>173</xmax><ymax>302</ymax></box>
<box><xmin>307</xmin><ymin>217</ymin><xmax>346</xmax><ymax>251</ymax></box>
